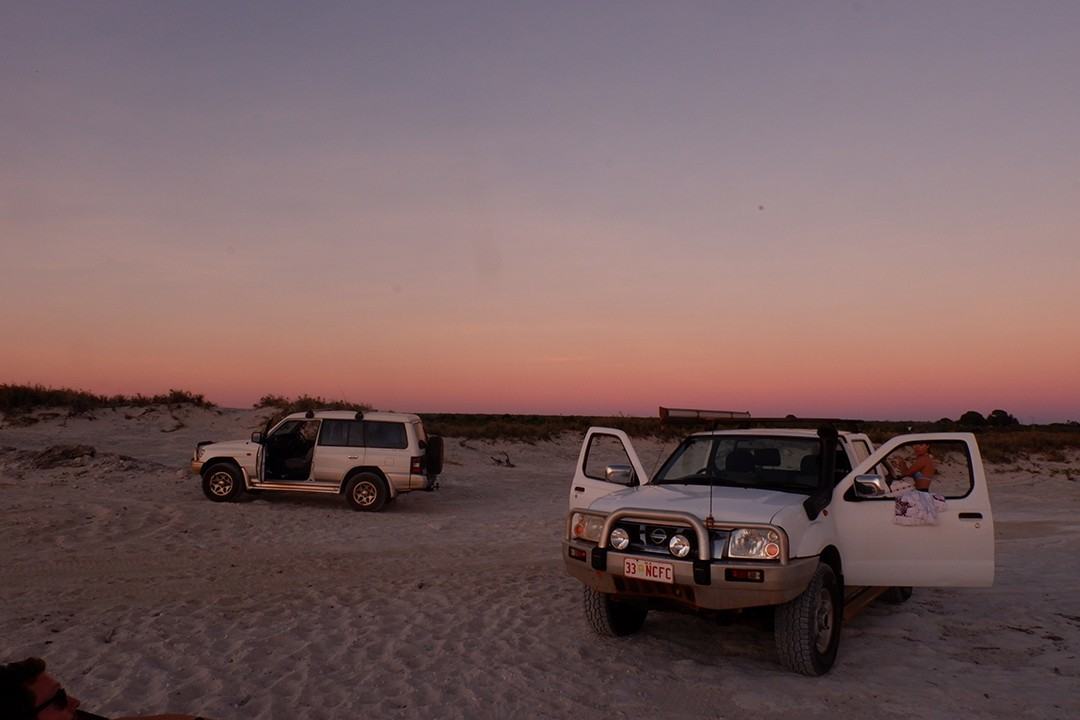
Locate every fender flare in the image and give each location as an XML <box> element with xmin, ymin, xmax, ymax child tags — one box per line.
<box><xmin>341</xmin><ymin>467</ymin><xmax>395</xmax><ymax>498</ymax></box>
<box><xmin>201</xmin><ymin>457</ymin><xmax>253</xmax><ymax>490</ymax></box>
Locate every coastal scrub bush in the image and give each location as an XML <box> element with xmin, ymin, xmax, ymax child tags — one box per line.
<box><xmin>254</xmin><ymin>394</ymin><xmax>372</xmax><ymax>413</ymax></box>
<box><xmin>959</xmin><ymin>410</ymin><xmax>987</xmax><ymax>427</ymax></box>
<box><xmin>419</xmin><ymin>414</ymin><xmax>683</xmax><ymax>442</ymax></box>
<box><xmin>0</xmin><ymin>383</ymin><xmax>213</xmax><ymax>415</ymax></box>
<box><xmin>987</xmin><ymin>409</ymin><xmax>1020</xmax><ymax>427</ymax></box>
<box><xmin>254</xmin><ymin>394</ymin><xmax>373</xmax><ymax>432</ymax></box>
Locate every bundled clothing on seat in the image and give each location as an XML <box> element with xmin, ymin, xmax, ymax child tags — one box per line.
<box><xmin>888</xmin><ymin>478</ymin><xmax>946</xmax><ymax>525</ymax></box>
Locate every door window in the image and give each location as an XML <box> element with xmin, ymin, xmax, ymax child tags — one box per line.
<box><xmin>269</xmin><ymin>420</ymin><xmax>300</xmax><ymax>438</ymax></box>
<box><xmin>318</xmin><ymin>420</ymin><xmax>351</xmax><ymax>447</ymax></box>
<box><xmin>297</xmin><ymin>421</ymin><xmax>320</xmax><ymax>444</ymax></box>
<box><xmin>874</xmin><ymin>440</ymin><xmax>974</xmax><ymax>499</ymax></box>
<box><xmin>833</xmin><ymin>447</ymin><xmax>852</xmax><ymax>484</ymax></box>
<box><xmin>363</xmin><ymin>421</ymin><xmax>408</xmax><ymax>449</ymax></box>
<box><xmin>851</xmin><ymin>439</ymin><xmax>872</xmax><ymax>463</ymax></box>
<box><xmin>583</xmin><ymin>433</ymin><xmax>634</xmax><ymax>482</ymax></box>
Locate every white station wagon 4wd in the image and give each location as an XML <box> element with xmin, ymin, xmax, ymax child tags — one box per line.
<box><xmin>563</xmin><ymin>426</ymin><xmax>995</xmax><ymax>675</ymax></box>
<box><xmin>192</xmin><ymin>410</ymin><xmax>443</xmax><ymax>512</ymax></box>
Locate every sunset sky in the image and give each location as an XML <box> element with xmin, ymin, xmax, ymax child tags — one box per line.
<box><xmin>2</xmin><ymin>2</ymin><xmax>1078</xmax><ymax>422</ymax></box>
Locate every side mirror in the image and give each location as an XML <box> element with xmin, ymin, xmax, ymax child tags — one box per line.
<box><xmin>853</xmin><ymin>473</ymin><xmax>889</xmax><ymax>498</ymax></box>
<box><xmin>250</xmin><ymin>432</ymin><xmax>263</xmax><ymax>444</ymax></box>
<box><xmin>605</xmin><ymin>464</ymin><xmax>635</xmax><ymax>486</ymax></box>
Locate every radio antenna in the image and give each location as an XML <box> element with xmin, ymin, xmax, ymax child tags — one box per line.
<box><xmin>707</xmin><ymin>440</ymin><xmax>716</xmax><ymax>527</ymax></box>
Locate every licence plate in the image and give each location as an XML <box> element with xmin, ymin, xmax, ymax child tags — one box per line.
<box><xmin>623</xmin><ymin>557</ymin><xmax>675</xmax><ymax>584</ymax></box>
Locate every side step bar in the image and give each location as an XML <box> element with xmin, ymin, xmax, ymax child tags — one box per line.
<box><xmin>249</xmin><ymin>482</ymin><xmax>340</xmax><ymax>494</ymax></box>
<box><xmin>843</xmin><ymin>586</ymin><xmax>888</xmax><ymax>622</ymax></box>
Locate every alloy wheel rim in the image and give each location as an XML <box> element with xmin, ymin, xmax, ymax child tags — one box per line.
<box><xmin>353</xmin><ymin>481</ymin><xmax>376</xmax><ymax>506</ymax></box>
<box><xmin>209</xmin><ymin>471</ymin><xmax>234</xmax><ymax>496</ymax></box>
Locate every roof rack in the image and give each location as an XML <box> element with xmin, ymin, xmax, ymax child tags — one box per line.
<box><xmin>658</xmin><ymin>405</ymin><xmax>863</xmax><ymax>431</ymax></box>
<box><xmin>714</xmin><ymin>417</ymin><xmax>863</xmax><ymax>432</ymax></box>
<box><xmin>659</xmin><ymin>406</ymin><xmax>750</xmax><ymax>422</ymax></box>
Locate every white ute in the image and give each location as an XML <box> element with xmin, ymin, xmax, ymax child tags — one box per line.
<box><xmin>563</xmin><ymin>426</ymin><xmax>994</xmax><ymax>675</ymax></box>
<box><xmin>192</xmin><ymin>410</ymin><xmax>443</xmax><ymax>512</ymax></box>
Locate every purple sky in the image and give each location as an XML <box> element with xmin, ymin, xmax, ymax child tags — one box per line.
<box><xmin>2</xmin><ymin>2</ymin><xmax>1078</xmax><ymax>422</ymax></box>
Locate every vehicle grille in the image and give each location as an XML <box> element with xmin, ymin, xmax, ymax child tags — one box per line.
<box><xmin>611</xmin><ymin>521</ymin><xmax>729</xmax><ymax>559</ymax></box>
<box><xmin>613</xmin><ymin>522</ymin><xmax>687</xmax><ymax>556</ymax></box>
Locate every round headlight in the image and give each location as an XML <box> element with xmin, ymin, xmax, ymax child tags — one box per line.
<box><xmin>610</xmin><ymin>528</ymin><xmax>630</xmax><ymax>550</ymax></box>
<box><xmin>669</xmin><ymin>534</ymin><xmax>691</xmax><ymax>558</ymax></box>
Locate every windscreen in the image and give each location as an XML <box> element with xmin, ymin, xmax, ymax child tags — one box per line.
<box><xmin>653</xmin><ymin>435</ymin><xmax>829</xmax><ymax>494</ymax></box>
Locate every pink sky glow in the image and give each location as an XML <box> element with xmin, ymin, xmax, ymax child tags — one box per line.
<box><xmin>2</xmin><ymin>2</ymin><xmax>1078</xmax><ymax>423</ymax></box>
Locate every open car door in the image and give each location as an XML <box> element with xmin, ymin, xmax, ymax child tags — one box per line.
<box><xmin>569</xmin><ymin>427</ymin><xmax>650</xmax><ymax>511</ymax></box>
<box><xmin>832</xmin><ymin>433</ymin><xmax>994</xmax><ymax>587</ymax></box>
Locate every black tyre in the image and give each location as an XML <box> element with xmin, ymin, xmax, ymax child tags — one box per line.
<box><xmin>425</xmin><ymin>435</ymin><xmax>445</xmax><ymax>475</ymax></box>
<box><xmin>583</xmin><ymin>587</ymin><xmax>648</xmax><ymax>637</ymax></box>
<box><xmin>774</xmin><ymin>563</ymin><xmax>842</xmax><ymax>676</ymax></box>
<box><xmin>345</xmin><ymin>472</ymin><xmax>389</xmax><ymax>512</ymax></box>
<box><xmin>881</xmin><ymin>586</ymin><xmax>913</xmax><ymax>604</ymax></box>
<box><xmin>201</xmin><ymin>462</ymin><xmax>244</xmax><ymax>502</ymax></box>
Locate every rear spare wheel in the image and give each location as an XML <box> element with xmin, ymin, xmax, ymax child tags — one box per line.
<box><xmin>424</xmin><ymin>435</ymin><xmax>444</xmax><ymax>475</ymax></box>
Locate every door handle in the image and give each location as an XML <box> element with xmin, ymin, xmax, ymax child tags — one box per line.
<box><xmin>959</xmin><ymin>512</ymin><xmax>982</xmax><ymax>519</ymax></box>
<box><xmin>574</xmin><ymin>486</ymin><xmax>585</xmax><ymax>493</ymax></box>
<box><xmin>347</xmin><ymin>455</ymin><xmax>359</xmax><ymax>460</ymax></box>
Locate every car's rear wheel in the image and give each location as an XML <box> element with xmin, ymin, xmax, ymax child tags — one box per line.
<box><xmin>774</xmin><ymin>562</ymin><xmax>842</xmax><ymax>675</ymax></box>
<box><xmin>346</xmin><ymin>473</ymin><xmax>389</xmax><ymax>512</ymax></box>
<box><xmin>583</xmin><ymin>587</ymin><xmax>648</xmax><ymax>637</ymax></box>
<box><xmin>202</xmin><ymin>462</ymin><xmax>244</xmax><ymax>502</ymax></box>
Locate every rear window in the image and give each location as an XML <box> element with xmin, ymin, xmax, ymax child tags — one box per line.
<box><xmin>364</xmin><ymin>421</ymin><xmax>408</xmax><ymax>449</ymax></box>
<box><xmin>850</xmin><ymin>439</ymin><xmax>872</xmax><ymax>463</ymax></box>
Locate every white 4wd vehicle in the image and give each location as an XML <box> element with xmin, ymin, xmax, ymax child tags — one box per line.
<box><xmin>564</xmin><ymin>426</ymin><xmax>994</xmax><ymax>675</ymax></box>
<box><xmin>192</xmin><ymin>410</ymin><xmax>443</xmax><ymax>512</ymax></box>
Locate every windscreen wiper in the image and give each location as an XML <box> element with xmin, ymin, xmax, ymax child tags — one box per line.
<box><xmin>765</xmin><ymin>483</ymin><xmax>815</xmax><ymax>494</ymax></box>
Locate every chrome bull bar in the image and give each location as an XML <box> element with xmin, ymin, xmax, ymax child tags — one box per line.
<box><xmin>595</xmin><ymin>508</ymin><xmax>789</xmax><ymax>565</ymax></box>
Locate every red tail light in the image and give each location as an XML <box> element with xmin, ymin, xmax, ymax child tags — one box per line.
<box><xmin>411</xmin><ymin>456</ymin><xmax>423</xmax><ymax>474</ymax></box>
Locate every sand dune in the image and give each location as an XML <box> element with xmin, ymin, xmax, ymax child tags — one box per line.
<box><xmin>2</xmin><ymin>407</ymin><xmax>1078</xmax><ymax>719</ymax></box>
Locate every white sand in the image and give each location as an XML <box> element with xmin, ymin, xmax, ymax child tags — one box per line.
<box><xmin>2</xmin><ymin>407</ymin><xmax>1078</xmax><ymax>719</ymax></box>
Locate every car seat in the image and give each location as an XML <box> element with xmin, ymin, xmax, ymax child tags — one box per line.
<box><xmin>283</xmin><ymin>443</ymin><xmax>315</xmax><ymax>479</ymax></box>
<box><xmin>723</xmin><ymin>449</ymin><xmax>756</xmax><ymax>482</ymax></box>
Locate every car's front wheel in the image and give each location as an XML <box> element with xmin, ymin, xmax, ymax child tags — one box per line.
<box><xmin>583</xmin><ymin>587</ymin><xmax>648</xmax><ymax>637</ymax></box>
<box><xmin>201</xmin><ymin>462</ymin><xmax>244</xmax><ymax>502</ymax></box>
<box><xmin>345</xmin><ymin>473</ymin><xmax>389</xmax><ymax>512</ymax></box>
<box><xmin>774</xmin><ymin>562</ymin><xmax>842</xmax><ymax>675</ymax></box>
